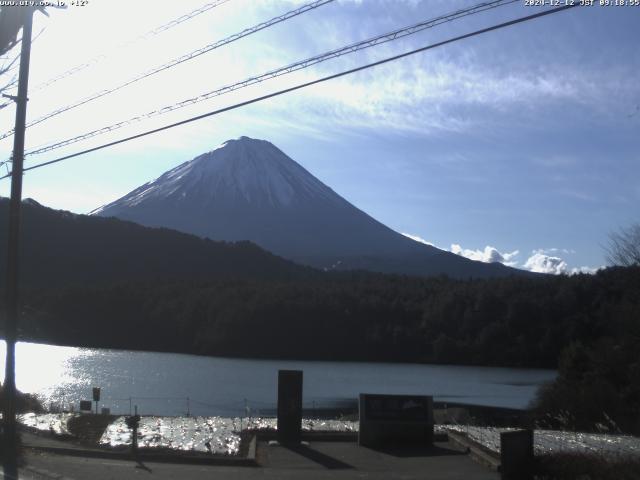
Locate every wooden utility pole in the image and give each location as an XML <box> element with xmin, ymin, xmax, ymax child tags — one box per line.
<box><xmin>3</xmin><ymin>5</ymin><xmax>34</xmax><ymax>475</ymax></box>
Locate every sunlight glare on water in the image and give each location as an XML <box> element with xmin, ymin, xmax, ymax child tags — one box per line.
<box><xmin>0</xmin><ymin>341</ymin><xmax>86</xmax><ymax>398</ymax></box>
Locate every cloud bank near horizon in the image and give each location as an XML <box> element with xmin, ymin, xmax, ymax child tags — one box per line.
<box><xmin>402</xmin><ymin>233</ymin><xmax>602</xmax><ymax>275</ymax></box>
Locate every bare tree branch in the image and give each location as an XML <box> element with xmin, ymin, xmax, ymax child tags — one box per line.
<box><xmin>605</xmin><ymin>223</ymin><xmax>640</xmax><ymax>267</ymax></box>
<box><xmin>0</xmin><ymin>49</ymin><xmax>21</xmax><ymax>74</ymax></box>
<box><xmin>0</xmin><ymin>6</ymin><xmax>24</xmax><ymax>57</ymax></box>
<box><xmin>0</xmin><ymin>23</ymin><xmax>45</xmax><ymax>105</ymax></box>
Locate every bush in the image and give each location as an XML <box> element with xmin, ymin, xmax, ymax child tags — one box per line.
<box><xmin>532</xmin><ymin>338</ymin><xmax>640</xmax><ymax>434</ymax></box>
<box><xmin>0</xmin><ymin>386</ymin><xmax>44</xmax><ymax>413</ymax></box>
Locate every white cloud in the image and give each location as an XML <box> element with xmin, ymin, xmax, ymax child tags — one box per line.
<box><xmin>282</xmin><ymin>56</ymin><xmax>636</xmax><ymax>136</ymax></box>
<box><xmin>402</xmin><ymin>233</ymin><xmax>434</xmax><ymax>246</ymax></box>
<box><xmin>570</xmin><ymin>265</ymin><xmax>603</xmax><ymax>275</ymax></box>
<box><xmin>523</xmin><ymin>252</ymin><xmax>568</xmax><ymax>275</ymax></box>
<box><xmin>451</xmin><ymin>243</ymin><xmax>519</xmax><ymax>267</ymax></box>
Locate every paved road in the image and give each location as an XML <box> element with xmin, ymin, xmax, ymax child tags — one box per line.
<box><xmin>11</xmin><ymin>441</ymin><xmax>499</xmax><ymax>480</ymax></box>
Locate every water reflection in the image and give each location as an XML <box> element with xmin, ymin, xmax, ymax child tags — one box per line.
<box><xmin>0</xmin><ymin>341</ymin><xmax>557</xmax><ymax>415</ymax></box>
<box><xmin>19</xmin><ymin>412</ymin><xmax>640</xmax><ymax>458</ymax></box>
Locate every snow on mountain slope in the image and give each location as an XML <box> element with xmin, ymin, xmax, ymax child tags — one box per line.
<box><xmin>93</xmin><ymin>137</ymin><xmax>338</xmax><ymax>213</ymax></box>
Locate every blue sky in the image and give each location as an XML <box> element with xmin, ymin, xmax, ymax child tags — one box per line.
<box><xmin>0</xmin><ymin>0</ymin><xmax>638</xmax><ymax>274</ymax></box>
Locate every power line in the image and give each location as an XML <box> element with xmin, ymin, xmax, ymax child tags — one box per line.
<box><xmin>20</xmin><ymin>0</ymin><xmax>518</xmax><ymax>158</ymax></box>
<box><xmin>27</xmin><ymin>0</ymin><xmax>233</xmax><ymax>94</ymax></box>
<box><xmin>0</xmin><ymin>3</ymin><xmax>578</xmax><ymax>181</ymax></box>
<box><xmin>0</xmin><ymin>0</ymin><xmax>335</xmax><ymax>141</ymax></box>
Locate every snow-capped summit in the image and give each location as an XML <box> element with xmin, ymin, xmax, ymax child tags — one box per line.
<box><xmin>93</xmin><ymin>137</ymin><xmax>338</xmax><ymax>214</ymax></box>
<box><xmin>92</xmin><ymin>137</ymin><xmax>520</xmax><ymax>278</ymax></box>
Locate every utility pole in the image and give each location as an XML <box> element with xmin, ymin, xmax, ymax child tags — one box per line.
<box><xmin>3</xmin><ymin>5</ymin><xmax>34</xmax><ymax>476</ymax></box>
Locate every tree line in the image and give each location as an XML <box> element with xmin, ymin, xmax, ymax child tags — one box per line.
<box><xmin>16</xmin><ymin>266</ymin><xmax>637</xmax><ymax>369</ymax></box>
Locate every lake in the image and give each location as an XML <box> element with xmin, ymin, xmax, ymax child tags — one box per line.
<box><xmin>0</xmin><ymin>342</ymin><xmax>556</xmax><ymax>416</ymax></box>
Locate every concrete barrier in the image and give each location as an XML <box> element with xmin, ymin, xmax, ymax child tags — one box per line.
<box><xmin>500</xmin><ymin>429</ymin><xmax>533</xmax><ymax>480</ymax></box>
<box><xmin>358</xmin><ymin>393</ymin><xmax>434</xmax><ymax>448</ymax></box>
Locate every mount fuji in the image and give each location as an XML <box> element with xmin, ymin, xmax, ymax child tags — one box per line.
<box><xmin>92</xmin><ymin>136</ymin><xmax>521</xmax><ymax>278</ymax></box>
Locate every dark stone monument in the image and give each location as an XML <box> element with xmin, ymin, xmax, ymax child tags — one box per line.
<box><xmin>500</xmin><ymin>429</ymin><xmax>534</xmax><ymax>480</ymax></box>
<box><xmin>358</xmin><ymin>393</ymin><xmax>434</xmax><ymax>448</ymax></box>
<box><xmin>277</xmin><ymin>370</ymin><xmax>303</xmax><ymax>444</ymax></box>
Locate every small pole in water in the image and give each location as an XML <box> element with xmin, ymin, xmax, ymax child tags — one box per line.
<box><xmin>129</xmin><ymin>397</ymin><xmax>132</xmax><ymax>416</ymax></box>
<box><xmin>186</xmin><ymin>397</ymin><xmax>190</xmax><ymax>417</ymax></box>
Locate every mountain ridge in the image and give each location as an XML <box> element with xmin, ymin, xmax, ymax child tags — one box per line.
<box><xmin>0</xmin><ymin>197</ymin><xmax>312</xmax><ymax>289</ymax></box>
